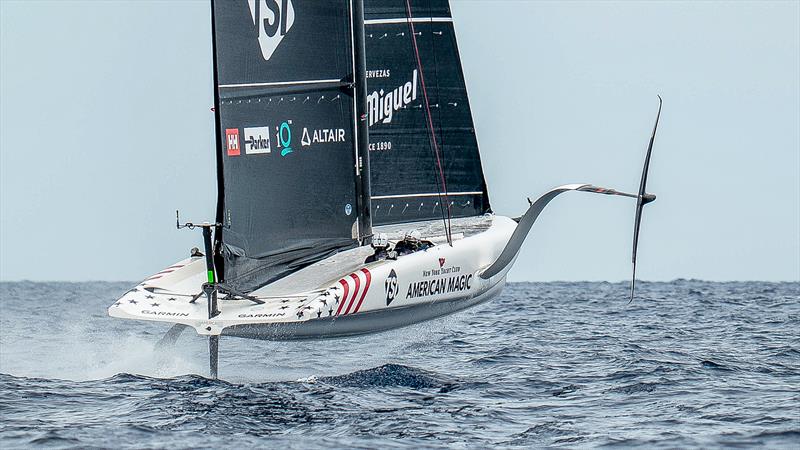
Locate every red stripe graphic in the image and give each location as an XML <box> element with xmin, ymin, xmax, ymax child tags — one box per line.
<box><xmin>333</xmin><ymin>269</ymin><xmax>373</xmax><ymax>316</ymax></box>
<box><xmin>352</xmin><ymin>268</ymin><xmax>372</xmax><ymax>314</ymax></box>
<box><xmin>344</xmin><ymin>273</ymin><xmax>361</xmax><ymax>315</ymax></box>
<box><xmin>146</xmin><ymin>270</ymin><xmax>174</xmax><ymax>281</ymax></box>
<box><xmin>145</xmin><ymin>264</ymin><xmax>186</xmax><ymax>281</ymax></box>
<box><xmin>335</xmin><ymin>279</ymin><xmax>350</xmax><ymax>315</ymax></box>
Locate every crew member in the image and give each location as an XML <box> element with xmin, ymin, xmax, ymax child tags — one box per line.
<box><xmin>365</xmin><ymin>233</ymin><xmax>391</xmax><ymax>263</ymax></box>
<box><xmin>394</xmin><ymin>230</ymin><xmax>434</xmax><ymax>256</ymax></box>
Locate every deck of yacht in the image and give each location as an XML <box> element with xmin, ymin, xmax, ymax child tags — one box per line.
<box><xmin>251</xmin><ymin>214</ymin><xmax>494</xmax><ymax>297</ymax></box>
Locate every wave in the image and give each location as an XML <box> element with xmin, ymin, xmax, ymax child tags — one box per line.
<box><xmin>319</xmin><ymin>363</ymin><xmax>458</xmax><ymax>392</ymax></box>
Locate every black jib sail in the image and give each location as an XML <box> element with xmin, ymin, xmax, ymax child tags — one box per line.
<box><xmin>364</xmin><ymin>0</ymin><xmax>491</xmax><ymax>225</ymax></box>
<box><xmin>211</xmin><ymin>0</ymin><xmax>369</xmax><ymax>292</ymax></box>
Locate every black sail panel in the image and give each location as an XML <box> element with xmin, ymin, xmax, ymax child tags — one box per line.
<box><xmin>214</xmin><ymin>1</ymin><xmax>354</xmax><ymax>87</ymax></box>
<box><xmin>212</xmin><ymin>0</ymin><xmax>360</xmax><ymax>292</ymax></box>
<box><xmin>364</xmin><ymin>0</ymin><xmax>490</xmax><ymax>225</ymax></box>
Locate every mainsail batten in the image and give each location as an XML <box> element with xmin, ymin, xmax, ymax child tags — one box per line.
<box><xmin>218</xmin><ymin>79</ymin><xmax>349</xmax><ymax>90</ymax></box>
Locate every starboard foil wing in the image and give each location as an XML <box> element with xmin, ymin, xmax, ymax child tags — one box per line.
<box><xmin>480</xmin><ymin>97</ymin><xmax>663</xmax><ymax>299</ymax></box>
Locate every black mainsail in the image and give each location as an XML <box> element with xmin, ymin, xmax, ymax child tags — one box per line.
<box><xmin>211</xmin><ymin>0</ymin><xmax>370</xmax><ymax>292</ymax></box>
<box><xmin>364</xmin><ymin>0</ymin><xmax>491</xmax><ymax>225</ymax></box>
<box><xmin>210</xmin><ymin>0</ymin><xmax>491</xmax><ymax>291</ymax></box>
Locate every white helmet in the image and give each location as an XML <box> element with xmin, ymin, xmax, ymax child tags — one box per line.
<box><xmin>372</xmin><ymin>233</ymin><xmax>389</xmax><ymax>248</ymax></box>
<box><xmin>404</xmin><ymin>229</ymin><xmax>422</xmax><ymax>241</ymax></box>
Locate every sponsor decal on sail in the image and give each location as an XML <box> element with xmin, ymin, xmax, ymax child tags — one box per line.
<box><xmin>367</xmin><ymin>70</ymin><xmax>418</xmax><ymax>126</ymax></box>
<box><xmin>301</xmin><ymin>127</ymin><xmax>346</xmax><ymax>147</ymax></box>
<box><xmin>366</xmin><ymin>69</ymin><xmax>391</xmax><ymax>79</ymax></box>
<box><xmin>243</xmin><ymin>126</ymin><xmax>271</xmax><ymax>154</ymax></box>
<box><xmin>225</xmin><ymin>128</ymin><xmax>241</xmax><ymax>156</ymax></box>
<box><xmin>276</xmin><ymin>120</ymin><xmax>293</xmax><ymax>156</ymax></box>
<box><xmin>368</xmin><ymin>140</ymin><xmax>392</xmax><ymax>152</ymax></box>
<box><xmin>231</xmin><ymin>121</ymin><xmax>343</xmax><ymax>156</ymax></box>
<box><xmin>247</xmin><ymin>0</ymin><xmax>295</xmax><ymax>61</ymax></box>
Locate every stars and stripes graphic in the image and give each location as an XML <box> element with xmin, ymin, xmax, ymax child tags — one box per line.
<box><xmin>144</xmin><ymin>264</ymin><xmax>186</xmax><ymax>282</ymax></box>
<box><xmin>334</xmin><ymin>269</ymin><xmax>372</xmax><ymax>316</ymax></box>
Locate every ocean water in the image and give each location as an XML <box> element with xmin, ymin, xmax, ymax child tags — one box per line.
<box><xmin>0</xmin><ymin>281</ymin><xmax>798</xmax><ymax>449</ymax></box>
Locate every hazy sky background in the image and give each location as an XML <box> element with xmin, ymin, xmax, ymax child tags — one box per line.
<box><xmin>1</xmin><ymin>0</ymin><xmax>798</xmax><ymax>282</ymax></box>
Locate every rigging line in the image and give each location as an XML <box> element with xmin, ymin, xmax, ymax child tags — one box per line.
<box><xmin>428</xmin><ymin>0</ymin><xmax>448</xmax><ymax>240</ymax></box>
<box><xmin>404</xmin><ymin>0</ymin><xmax>453</xmax><ymax>245</ymax></box>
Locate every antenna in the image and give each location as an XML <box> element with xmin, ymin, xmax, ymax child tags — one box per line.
<box><xmin>176</xmin><ymin>209</ymin><xmax>226</xmax><ymax>230</ymax></box>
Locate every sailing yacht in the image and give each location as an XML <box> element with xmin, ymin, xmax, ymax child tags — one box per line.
<box><xmin>109</xmin><ymin>0</ymin><xmax>660</xmax><ymax>378</ymax></box>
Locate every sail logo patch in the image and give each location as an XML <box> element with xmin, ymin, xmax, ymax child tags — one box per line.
<box><xmin>247</xmin><ymin>0</ymin><xmax>295</xmax><ymax>61</ymax></box>
<box><xmin>243</xmin><ymin>126</ymin><xmax>271</xmax><ymax>154</ymax></box>
<box><xmin>277</xmin><ymin>120</ymin><xmax>292</xmax><ymax>156</ymax></box>
<box><xmin>366</xmin><ymin>69</ymin><xmax>391</xmax><ymax>79</ymax></box>
<box><xmin>301</xmin><ymin>127</ymin><xmax>346</xmax><ymax>147</ymax></box>
<box><xmin>367</xmin><ymin>70</ymin><xmax>418</xmax><ymax>126</ymax></box>
<box><xmin>225</xmin><ymin>128</ymin><xmax>241</xmax><ymax>156</ymax></box>
<box><xmin>385</xmin><ymin>269</ymin><xmax>398</xmax><ymax>306</ymax></box>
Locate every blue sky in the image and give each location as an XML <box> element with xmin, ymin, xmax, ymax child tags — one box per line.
<box><xmin>1</xmin><ymin>0</ymin><xmax>798</xmax><ymax>282</ymax></box>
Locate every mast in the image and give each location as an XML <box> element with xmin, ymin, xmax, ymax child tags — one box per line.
<box><xmin>209</xmin><ymin>0</ymin><xmax>225</xmax><ymax>280</ymax></box>
<box><xmin>352</xmin><ymin>0</ymin><xmax>373</xmax><ymax>244</ymax></box>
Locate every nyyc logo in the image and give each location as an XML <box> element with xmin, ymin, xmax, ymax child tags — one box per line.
<box><xmin>385</xmin><ymin>269</ymin><xmax>398</xmax><ymax>306</ymax></box>
<box><xmin>247</xmin><ymin>0</ymin><xmax>296</xmax><ymax>61</ymax></box>
<box><xmin>226</xmin><ymin>128</ymin><xmax>241</xmax><ymax>156</ymax></box>
<box><xmin>439</xmin><ymin>258</ymin><xmax>446</xmax><ymax>268</ymax></box>
<box><xmin>243</xmin><ymin>126</ymin><xmax>271</xmax><ymax>154</ymax></box>
<box><xmin>276</xmin><ymin>120</ymin><xmax>293</xmax><ymax>156</ymax></box>
<box><xmin>367</xmin><ymin>69</ymin><xmax>418</xmax><ymax>126</ymax></box>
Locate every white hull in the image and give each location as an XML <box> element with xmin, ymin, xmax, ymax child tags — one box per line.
<box><xmin>224</xmin><ymin>278</ymin><xmax>505</xmax><ymax>340</ymax></box>
<box><xmin>109</xmin><ymin>215</ymin><xmax>518</xmax><ymax>339</ymax></box>
<box><xmin>108</xmin><ymin>180</ymin><xmax>654</xmax><ymax>344</ymax></box>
